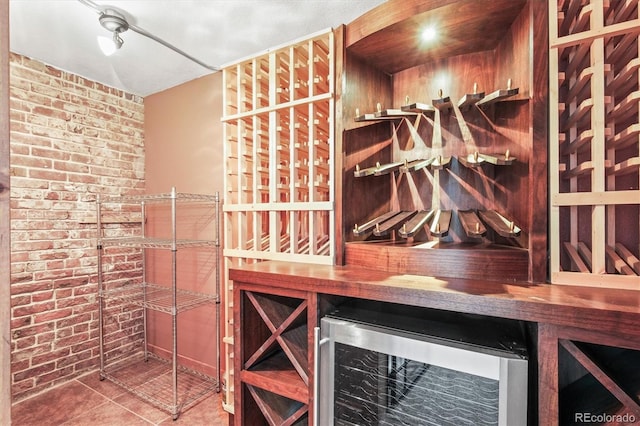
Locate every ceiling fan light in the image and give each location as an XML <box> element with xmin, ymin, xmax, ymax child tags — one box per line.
<box><xmin>112</xmin><ymin>31</ymin><xmax>124</xmax><ymax>49</ymax></box>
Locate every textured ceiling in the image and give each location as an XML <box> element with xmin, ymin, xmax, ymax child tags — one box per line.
<box><xmin>9</xmin><ymin>0</ymin><xmax>386</xmax><ymax>96</ymax></box>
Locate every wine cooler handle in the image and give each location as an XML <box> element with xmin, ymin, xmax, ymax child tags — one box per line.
<box><xmin>313</xmin><ymin>326</ymin><xmax>329</xmax><ymax>426</ymax></box>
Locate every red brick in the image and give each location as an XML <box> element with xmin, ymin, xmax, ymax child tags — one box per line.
<box><xmin>32</xmin><ymin>348</ymin><xmax>71</xmax><ymax>366</ymax></box>
<box><xmin>28</xmin><ymin>169</ymin><xmax>68</xmax><ymax>182</ymax></box>
<box><xmin>31</xmin><ymin>291</ymin><xmax>53</xmax><ymax>303</ymax></box>
<box><xmin>10</xmin><ymin>280</ymin><xmax>53</xmax><ymax>295</ymax></box>
<box><xmin>12</xmin><ymin>155</ymin><xmax>52</xmax><ymax>169</ymax></box>
<box><xmin>34</xmin><ymin>308</ymin><xmax>73</xmax><ymax>323</ymax></box>
<box><xmin>11</xmin><ymin>294</ymin><xmax>31</xmax><ymax>307</ymax></box>
<box><xmin>13</xmin><ymin>301</ymin><xmax>55</xmax><ymax>317</ymax></box>
<box><xmin>57</xmin><ymin>351</ymin><xmax>92</xmax><ymax>369</ymax></box>
<box><xmin>13</xmin><ymin>362</ymin><xmax>55</xmax><ymax>382</ymax></box>
<box><xmin>57</xmin><ymin>313</ymin><xmax>92</xmax><ymax>329</ymax></box>
<box><xmin>36</xmin><ymin>366</ymin><xmax>75</xmax><ymax>385</ymax></box>
<box><xmin>10</xmin><ymin>316</ymin><xmax>32</xmax><ymax>329</ymax></box>
<box><xmin>55</xmin><ymin>332</ymin><xmax>90</xmax><ymax>349</ymax></box>
<box><xmin>10</xmin><ymin>52</ymin><xmax>144</xmax><ymax>400</ymax></box>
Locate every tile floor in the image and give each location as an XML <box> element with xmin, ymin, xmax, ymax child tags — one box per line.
<box><xmin>11</xmin><ymin>370</ymin><xmax>229</xmax><ymax>426</ymax></box>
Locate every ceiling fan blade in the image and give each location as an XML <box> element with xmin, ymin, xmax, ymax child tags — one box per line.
<box><xmin>76</xmin><ymin>0</ymin><xmax>218</xmax><ymax>72</ymax></box>
<box><xmin>77</xmin><ymin>0</ymin><xmax>103</xmax><ymax>14</ymax></box>
<box><xmin>127</xmin><ymin>22</ymin><xmax>219</xmax><ymax>72</ymax></box>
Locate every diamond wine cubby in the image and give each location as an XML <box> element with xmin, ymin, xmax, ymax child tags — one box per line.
<box><xmin>239</xmin><ymin>289</ymin><xmax>310</xmax><ymax>425</ymax></box>
<box><xmin>558</xmin><ymin>341</ymin><xmax>640</xmax><ymax>424</ymax></box>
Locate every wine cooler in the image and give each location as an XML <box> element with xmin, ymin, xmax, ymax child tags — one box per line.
<box><xmin>317</xmin><ymin>302</ymin><xmax>529</xmax><ymax>425</ymax></box>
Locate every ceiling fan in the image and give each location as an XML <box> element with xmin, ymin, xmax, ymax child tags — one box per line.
<box><xmin>77</xmin><ymin>0</ymin><xmax>218</xmax><ymax>71</ymax></box>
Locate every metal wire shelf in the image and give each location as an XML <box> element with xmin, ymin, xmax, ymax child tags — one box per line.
<box><xmin>100</xmin><ymin>192</ymin><xmax>219</xmax><ymax>204</ymax></box>
<box><xmin>101</xmin><ymin>352</ymin><xmax>219</xmax><ymax>417</ymax></box>
<box><xmin>100</xmin><ymin>237</ymin><xmax>215</xmax><ymax>249</ymax></box>
<box><xmin>97</xmin><ymin>188</ymin><xmax>221</xmax><ymax>420</ymax></box>
<box><xmin>102</xmin><ymin>283</ymin><xmax>217</xmax><ymax>314</ymax></box>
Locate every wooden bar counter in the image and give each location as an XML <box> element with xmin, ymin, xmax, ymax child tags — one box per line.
<box><xmin>230</xmin><ymin>261</ymin><xmax>640</xmax><ymax>425</ymax></box>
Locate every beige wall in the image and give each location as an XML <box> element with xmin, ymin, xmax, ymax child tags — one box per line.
<box><xmin>144</xmin><ymin>73</ymin><xmax>223</xmax><ymax>195</ymax></box>
<box><xmin>143</xmin><ymin>72</ymin><xmax>224</xmax><ymax>376</ymax></box>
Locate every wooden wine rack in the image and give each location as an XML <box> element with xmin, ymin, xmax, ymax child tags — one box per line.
<box><xmin>339</xmin><ymin>0</ymin><xmax>549</xmax><ymax>283</ymax></box>
<box><xmin>221</xmin><ymin>29</ymin><xmax>335</xmax><ymax>414</ymax></box>
<box><xmin>222</xmin><ymin>29</ymin><xmax>334</xmax><ymax>263</ymax></box>
<box><xmin>549</xmin><ymin>0</ymin><xmax>640</xmax><ymax>289</ymax></box>
<box><xmin>346</xmin><ymin>105</ymin><xmax>524</xmax><ymax>247</ymax></box>
<box><xmin>236</xmin><ymin>288</ymin><xmax>312</xmax><ymax>425</ymax></box>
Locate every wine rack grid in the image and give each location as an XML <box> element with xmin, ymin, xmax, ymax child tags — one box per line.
<box><xmin>549</xmin><ymin>0</ymin><xmax>640</xmax><ymax>289</ymax></box>
<box><xmin>221</xmin><ymin>28</ymin><xmax>335</xmax><ymax>414</ymax></box>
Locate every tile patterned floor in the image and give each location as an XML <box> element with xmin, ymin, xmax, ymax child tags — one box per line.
<box><xmin>11</xmin><ymin>370</ymin><xmax>229</xmax><ymax>426</ymax></box>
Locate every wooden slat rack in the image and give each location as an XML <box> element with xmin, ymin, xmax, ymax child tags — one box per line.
<box><xmin>549</xmin><ymin>0</ymin><xmax>640</xmax><ymax>288</ymax></box>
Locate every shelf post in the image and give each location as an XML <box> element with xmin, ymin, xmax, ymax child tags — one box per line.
<box><xmin>171</xmin><ymin>187</ymin><xmax>178</xmax><ymax>419</ymax></box>
<box><xmin>97</xmin><ymin>194</ymin><xmax>105</xmax><ymax>378</ymax></box>
<box><xmin>141</xmin><ymin>199</ymin><xmax>148</xmax><ymax>361</ymax></box>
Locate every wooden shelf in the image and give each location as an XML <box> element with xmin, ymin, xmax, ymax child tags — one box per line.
<box><xmin>607</xmin><ymin>91</ymin><xmax>640</xmax><ymax>124</ymax></box>
<box><xmin>398</xmin><ymin>210</ymin><xmax>434</xmax><ymax>238</ymax></box>
<box><xmin>354</xmin><ymin>108</ymin><xmax>417</xmax><ymax>122</ymax></box>
<box><xmin>430</xmin><ymin>156</ymin><xmax>451</xmax><ymax>170</ymax></box>
<box><xmin>607</xmin><ymin>157</ymin><xmax>640</xmax><ymax>177</ymax></box>
<box><xmin>605</xmin><ymin>246</ymin><xmax>636</xmax><ymax>276</ymax></box>
<box><xmin>561</xmin><ymin>129</ymin><xmax>593</xmax><ymax>155</ymax></box>
<box><xmin>476</xmin><ymin>87</ymin><xmax>519</xmax><ymax>108</ymax></box>
<box><xmin>562</xmin><ymin>161</ymin><xmax>595</xmax><ymax>179</ymax></box>
<box><xmin>478</xmin><ymin>152</ymin><xmax>516</xmax><ymax>166</ymax></box>
<box><xmin>457</xmin><ymin>91</ymin><xmax>485</xmax><ymax>109</ymax></box>
<box><xmin>400</xmin><ymin>102</ymin><xmax>436</xmax><ymax>115</ymax></box>
<box><xmin>560</xmin><ymin>98</ymin><xmax>593</xmax><ymax>132</ymax></box>
<box><xmin>550</xmin><ymin>0</ymin><xmax>639</xmax><ymax>289</ymax></box>
<box><xmin>458</xmin><ymin>151</ymin><xmax>515</xmax><ymax>168</ymax></box>
<box><xmin>242</xmin><ymin>353</ymin><xmax>308</xmax><ymax>403</ymax></box>
<box><xmin>478</xmin><ymin>210</ymin><xmax>521</xmax><ymax>238</ymax></box>
<box><xmin>606</xmin><ymin>32</ymin><xmax>639</xmax><ymax>69</ymax></box>
<box><xmin>458</xmin><ymin>210</ymin><xmax>487</xmax><ymax>238</ymax></box>
<box><xmin>375</xmin><ymin>109</ymin><xmax>417</xmax><ymax>119</ymax></box>
<box><xmin>372</xmin><ymin>211</ymin><xmax>417</xmax><ymax>237</ymax></box>
<box><xmin>353</xmin><ymin>211</ymin><xmax>402</xmax><ymax>237</ymax></box>
<box><xmin>353</xmin><ymin>161</ymin><xmax>404</xmax><ymax>177</ymax></box>
<box><xmin>430</xmin><ymin>209</ymin><xmax>452</xmax><ymax>238</ymax></box>
<box><xmin>458</xmin><ymin>152</ymin><xmax>486</xmax><ymax>168</ymax></box>
<box><xmin>607</xmin><ymin>58</ymin><xmax>639</xmax><ymax>94</ymax></box>
<box><xmin>608</xmin><ymin>123</ymin><xmax>640</xmax><ymax>150</ymax></box>
<box><xmin>562</xmin><ymin>242</ymin><xmax>586</xmax><ymax>273</ymax></box>
<box><xmin>432</xmin><ymin>95</ymin><xmax>452</xmax><ymax>111</ymax></box>
<box><xmin>399</xmin><ymin>158</ymin><xmax>434</xmax><ymax>173</ymax></box>
<box><xmin>558</xmin><ymin>0</ymin><xmax>591</xmax><ymax>37</ymax></box>
<box><xmin>563</xmin><ymin>66</ymin><xmax>593</xmax><ymax>105</ymax></box>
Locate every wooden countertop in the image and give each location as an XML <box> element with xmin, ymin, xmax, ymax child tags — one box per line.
<box><xmin>229</xmin><ymin>261</ymin><xmax>640</xmax><ymax>336</ymax></box>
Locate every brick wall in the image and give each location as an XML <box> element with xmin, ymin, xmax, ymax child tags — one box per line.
<box><xmin>9</xmin><ymin>53</ymin><xmax>145</xmax><ymax>401</ymax></box>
